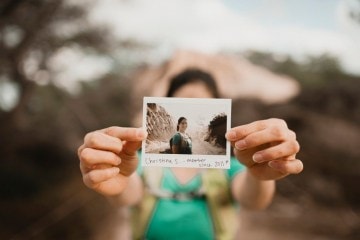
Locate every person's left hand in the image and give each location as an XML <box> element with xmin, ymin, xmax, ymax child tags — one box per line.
<box><xmin>225</xmin><ymin>118</ymin><xmax>303</xmax><ymax>180</ymax></box>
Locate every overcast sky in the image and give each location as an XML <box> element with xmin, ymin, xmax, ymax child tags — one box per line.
<box><xmin>89</xmin><ymin>0</ymin><xmax>360</xmax><ymax>75</ymax></box>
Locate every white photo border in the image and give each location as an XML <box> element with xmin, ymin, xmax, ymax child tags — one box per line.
<box><xmin>141</xmin><ymin>97</ymin><xmax>232</xmax><ymax>169</ymax></box>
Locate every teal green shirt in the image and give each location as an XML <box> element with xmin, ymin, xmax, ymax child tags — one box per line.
<box><xmin>137</xmin><ymin>156</ymin><xmax>245</xmax><ymax>240</ymax></box>
<box><xmin>172</xmin><ymin>132</ymin><xmax>192</xmax><ymax>154</ymax></box>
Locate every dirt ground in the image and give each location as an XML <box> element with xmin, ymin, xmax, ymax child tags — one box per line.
<box><xmin>237</xmin><ymin>195</ymin><xmax>360</xmax><ymax>240</ymax></box>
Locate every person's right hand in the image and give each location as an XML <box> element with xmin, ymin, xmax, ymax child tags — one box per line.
<box><xmin>77</xmin><ymin>127</ymin><xmax>147</xmax><ymax>196</ymax></box>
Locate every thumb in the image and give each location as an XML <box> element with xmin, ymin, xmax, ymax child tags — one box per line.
<box><xmin>121</xmin><ymin>128</ymin><xmax>147</xmax><ymax>156</ymax></box>
<box><xmin>122</xmin><ymin>140</ymin><xmax>144</xmax><ymax>156</ymax></box>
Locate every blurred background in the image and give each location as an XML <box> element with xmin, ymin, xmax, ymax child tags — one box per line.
<box><xmin>1</xmin><ymin>0</ymin><xmax>359</xmax><ymax>239</ymax></box>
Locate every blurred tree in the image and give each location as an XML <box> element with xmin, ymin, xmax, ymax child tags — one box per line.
<box><xmin>244</xmin><ymin>50</ymin><xmax>360</xmax><ymax>210</ymax></box>
<box><xmin>0</xmin><ymin>1</ymin><xmax>138</xmax><ymax>239</ymax></box>
<box><xmin>245</xmin><ymin>51</ymin><xmax>343</xmax><ymax>87</ymax></box>
<box><xmin>0</xmin><ymin>0</ymin><xmax>128</xmax><ymax>129</ymax></box>
<box><xmin>347</xmin><ymin>0</ymin><xmax>360</xmax><ymax>24</ymax></box>
<box><xmin>205</xmin><ymin>113</ymin><xmax>227</xmax><ymax>148</ymax></box>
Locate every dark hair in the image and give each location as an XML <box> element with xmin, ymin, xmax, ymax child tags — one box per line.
<box><xmin>166</xmin><ymin>68</ymin><xmax>220</xmax><ymax>98</ymax></box>
<box><xmin>177</xmin><ymin>117</ymin><xmax>187</xmax><ymax>131</ymax></box>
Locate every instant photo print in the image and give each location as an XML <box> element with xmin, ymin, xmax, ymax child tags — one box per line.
<box><xmin>141</xmin><ymin>97</ymin><xmax>231</xmax><ymax>169</ymax></box>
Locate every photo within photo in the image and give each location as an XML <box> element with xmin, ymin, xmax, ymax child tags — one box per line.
<box><xmin>142</xmin><ymin>97</ymin><xmax>231</xmax><ymax>169</ymax></box>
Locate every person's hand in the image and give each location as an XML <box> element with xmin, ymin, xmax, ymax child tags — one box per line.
<box><xmin>77</xmin><ymin>127</ymin><xmax>147</xmax><ymax>196</ymax></box>
<box><xmin>225</xmin><ymin>118</ymin><xmax>303</xmax><ymax>180</ymax></box>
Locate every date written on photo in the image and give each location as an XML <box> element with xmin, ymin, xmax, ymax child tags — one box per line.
<box><xmin>141</xmin><ymin>97</ymin><xmax>231</xmax><ymax>169</ymax></box>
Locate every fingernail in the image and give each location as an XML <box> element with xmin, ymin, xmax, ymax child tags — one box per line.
<box><xmin>252</xmin><ymin>153</ymin><xmax>263</xmax><ymax>163</ymax></box>
<box><xmin>137</xmin><ymin>129</ymin><xmax>147</xmax><ymax>138</ymax></box>
<box><xmin>116</xmin><ymin>158</ymin><xmax>121</xmax><ymax>165</ymax></box>
<box><xmin>226</xmin><ymin>130</ymin><xmax>236</xmax><ymax>140</ymax></box>
<box><xmin>235</xmin><ymin>140</ymin><xmax>246</xmax><ymax>150</ymax></box>
<box><xmin>268</xmin><ymin>161</ymin><xmax>277</xmax><ymax>169</ymax></box>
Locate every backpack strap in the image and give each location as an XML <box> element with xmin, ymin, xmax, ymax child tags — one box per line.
<box><xmin>143</xmin><ymin>167</ymin><xmax>206</xmax><ymax>200</ymax></box>
<box><xmin>132</xmin><ymin>167</ymin><xmax>163</xmax><ymax>240</ymax></box>
<box><xmin>202</xmin><ymin>169</ymin><xmax>238</xmax><ymax>240</ymax></box>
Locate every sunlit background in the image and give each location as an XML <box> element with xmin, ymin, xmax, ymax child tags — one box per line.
<box><xmin>1</xmin><ymin>0</ymin><xmax>359</xmax><ymax>239</ymax></box>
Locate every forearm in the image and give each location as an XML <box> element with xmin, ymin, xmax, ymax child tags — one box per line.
<box><xmin>232</xmin><ymin>170</ymin><xmax>275</xmax><ymax>210</ymax></box>
<box><xmin>107</xmin><ymin>172</ymin><xmax>144</xmax><ymax>207</ymax></box>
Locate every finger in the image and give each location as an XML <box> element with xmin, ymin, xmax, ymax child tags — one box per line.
<box><xmin>84</xmin><ymin>131</ymin><xmax>123</xmax><ymax>154</ymax></box>
<box><xmin>101</xmin><ymin>127</ymin><xmax>147</xmax><ymax>141</ymax></box>
<box><xmin>80</xmin><ymin>161</ymin><xmax>89</xmax><ymax>174</ymax></box>
<box><xmin>121</xmin><ymin>140</ymin><xmax>144</xmax><ymax>157</ymax></box>
<box><xmin>79</xmin><ymin>148</ymin><xmax>122</xmax><ymax>167</ymax></box>
<box><xmin>83</xmin><ymin>167</ymin><xmax>120</xmax><ymax>188</ymax></box>
<box><xmin>252</xmin><ymin>140</ymin><xmax>300</xmax><ymax>163</ymax></box>
<box><xmin>268</xmin><ymin>159</ymin><xmax>303</xmax><ymax>174</ymax></box>
<box><xmin>226</xmin><ymin>121</ymin><xmax>266</xmax><ymax>141</ymax></box>
<box><xmin>80</xmin><ymin>161</ymin><xmax>113</xmax><ymax>175</ymax></box>
<box><xmin>233</xmin><ymin>127</ymin><xmax>296</xmax><ymax>151</ymax></box>
<box><xmin>84</xmin><ymin>127</ymin><xmax>147</xmax><ymax>154</ymax></box>
<box><xmin>226</xmin><ymin>118</ymin><xmax>287</xmax><ymax>141</ymax></box>
<box><xmin>77</xmin><ymin>144</ymin><xmax>85</xmax><ymax>159</ymax></box>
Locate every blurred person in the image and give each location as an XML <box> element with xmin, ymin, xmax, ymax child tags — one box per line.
<box><xmin>77</xmin><ymin>68</ymin><xmax>303</xmax><ymax>240</ymax></box>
